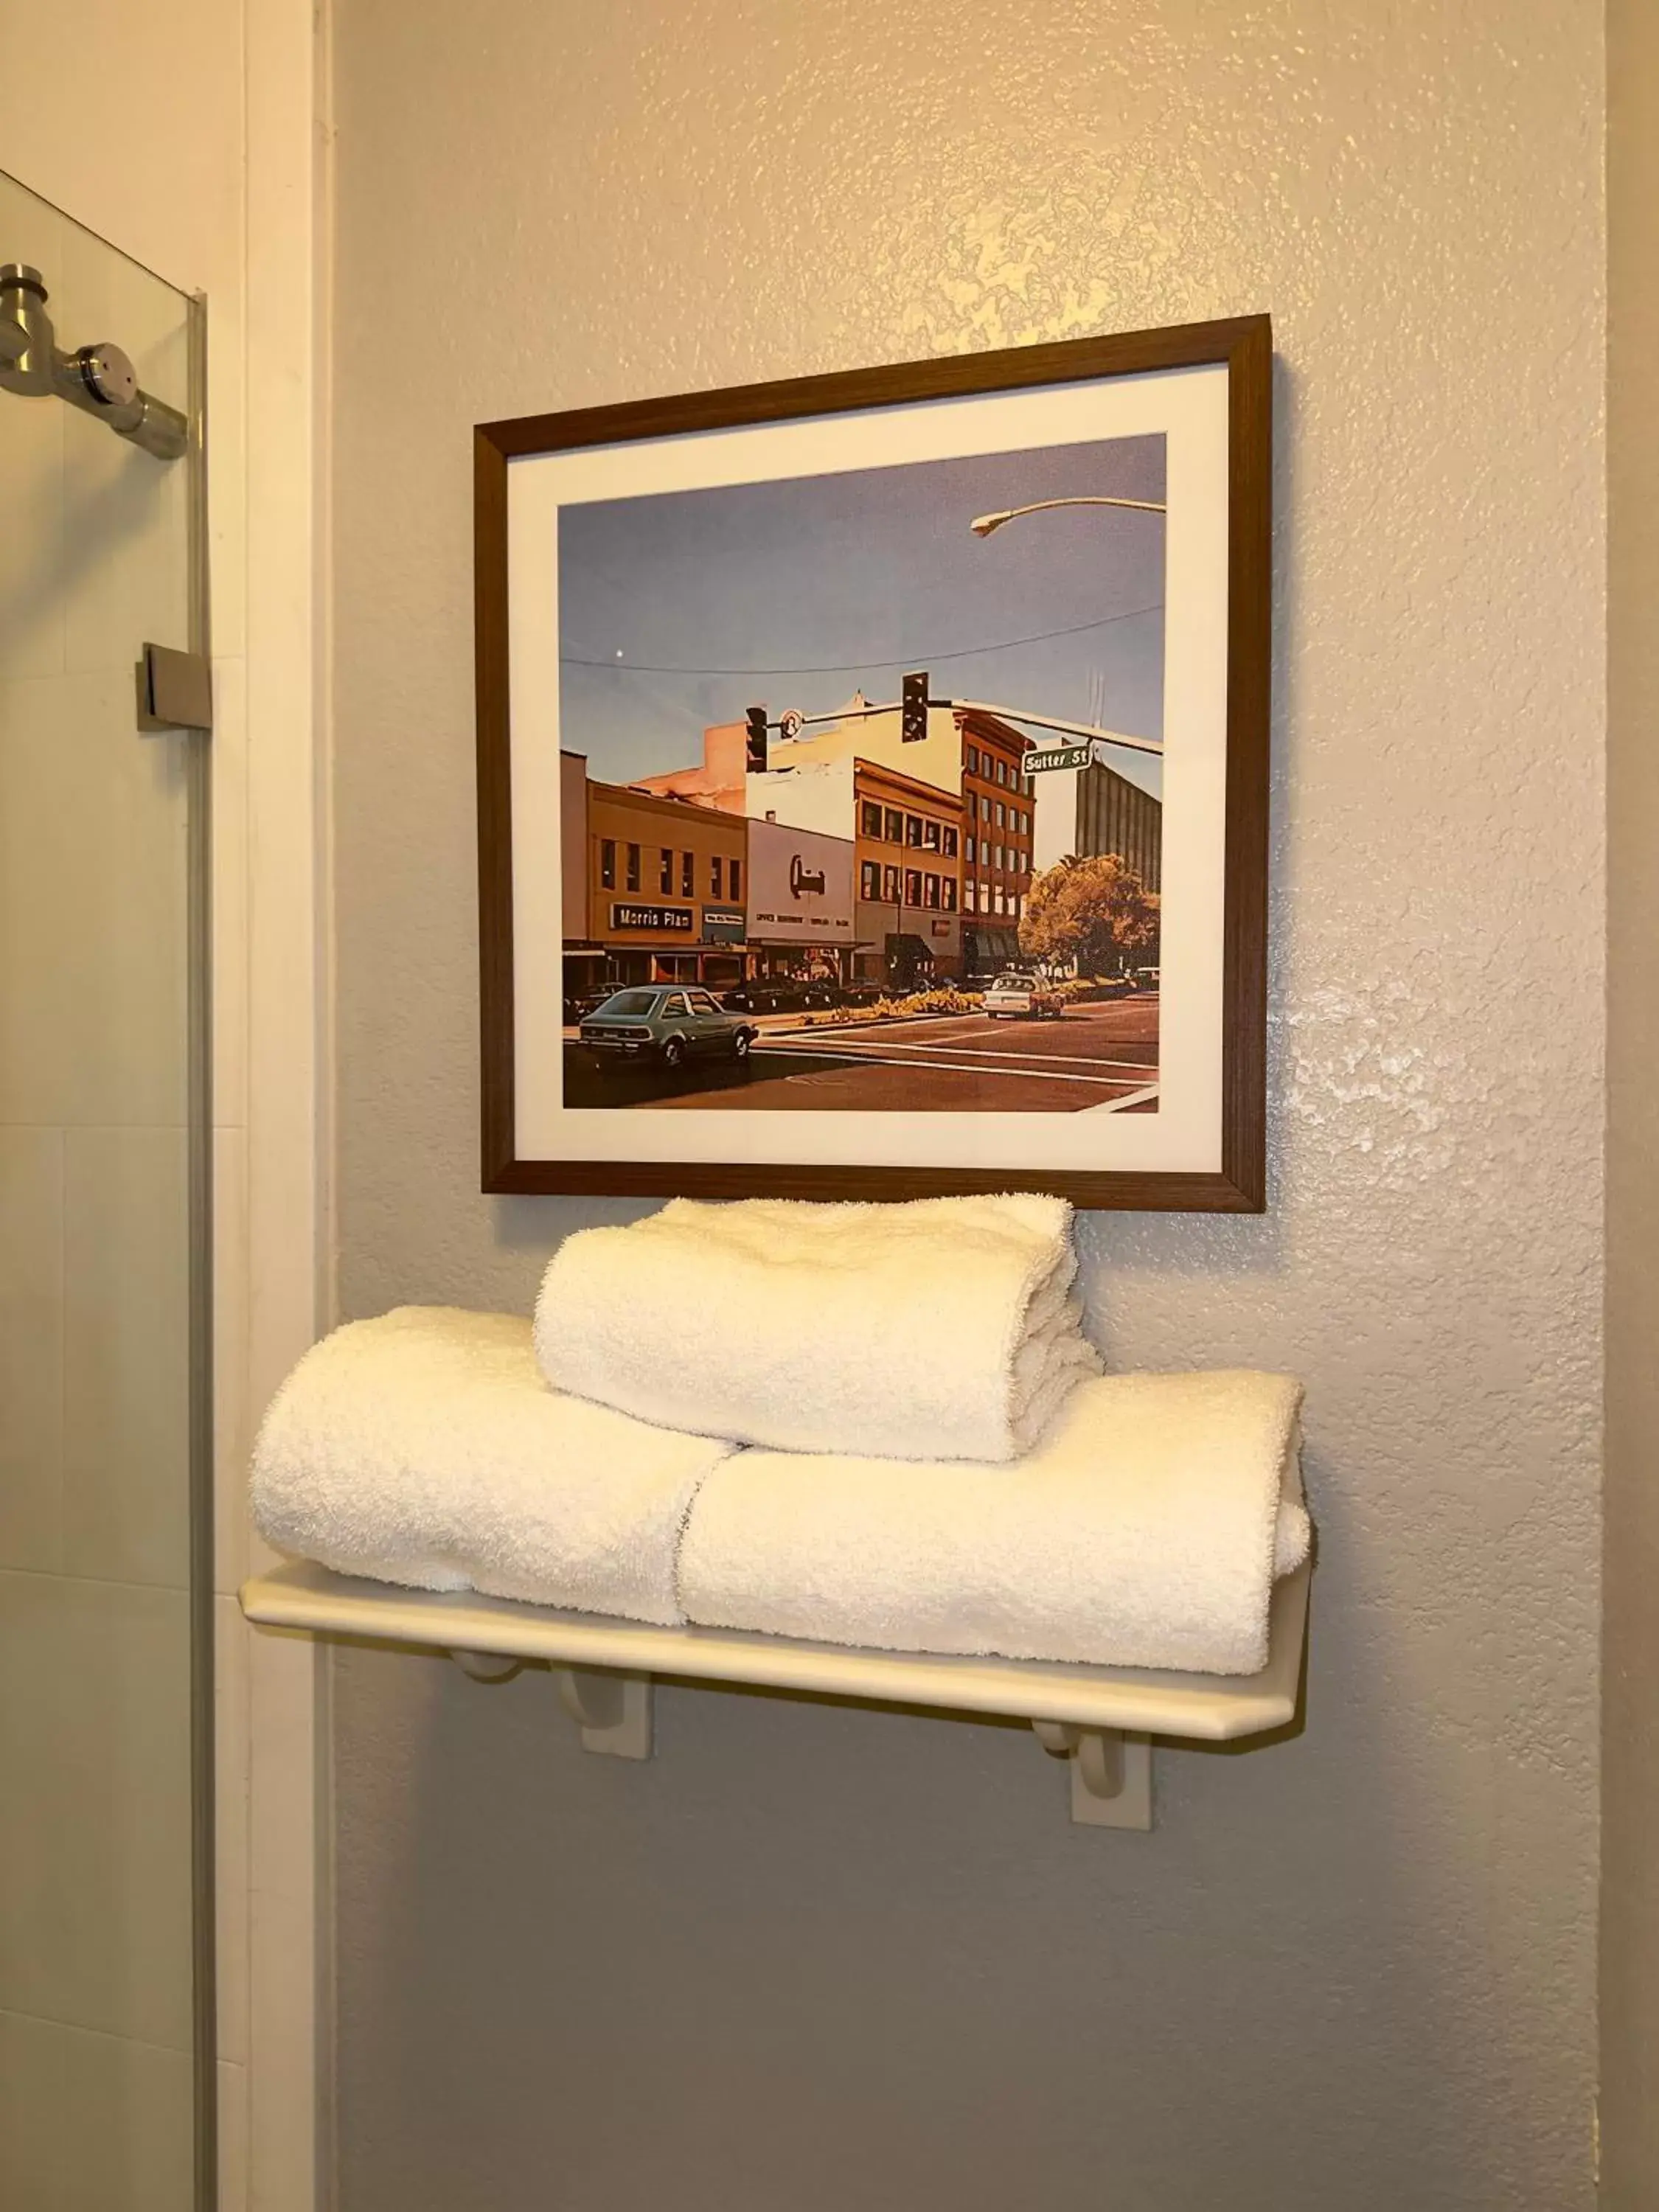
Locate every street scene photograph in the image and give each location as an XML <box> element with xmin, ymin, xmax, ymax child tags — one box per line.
<box><xmin>554</xmin><ymin>431</ymin><xmax>1165</xmax><ymax>1114</ymax></box>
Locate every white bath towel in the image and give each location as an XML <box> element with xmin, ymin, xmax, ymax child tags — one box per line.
<box><xmin>251</xmin><ymin>1307</ymin><xmax>736</xmax><ymax>1624</ymax></box>
<box><xmin>533</xmin><ymin>1193</ymin><xmax>1103</xmax><ymax>1462</ymax></box>
<box><xmin>678</xmin><ymin>1371</ymin><xmax>1310</xmax><ymax>1675</ymax></box>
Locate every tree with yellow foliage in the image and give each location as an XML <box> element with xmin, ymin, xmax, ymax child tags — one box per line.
<box><xmin>1018</xmin><ymin>853</ymin><xmax>1159</xmax><ymax>976</ymax></box>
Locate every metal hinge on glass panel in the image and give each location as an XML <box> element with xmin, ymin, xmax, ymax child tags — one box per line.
<box><xmin>0</xmin><ymin>262</ymin><xmax>188</xmax><ymax>460</ymax></box>
<box><xmin>138</xmin><ymin>644</ymin><xmax>213</xmax><ymax>733</ymax></box>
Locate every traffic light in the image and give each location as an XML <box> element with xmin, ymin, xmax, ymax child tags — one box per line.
<box><xmin>901</xmin><ymin>670</ymin><xmax>928</xmax><ymax>744</ymax></box>
<box><xmin>745</xmin><ymin>704</ymin><xmax>768</xmax><ymax>773</ymax></box>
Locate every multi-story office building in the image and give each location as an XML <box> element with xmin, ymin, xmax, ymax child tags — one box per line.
<box><xmin>852</xmin><ymin>759</ymin><xmax>964</xmax><ymax>985</ymax></box>
<box><xmin>1074</xmin><ymin>758</ymin><xmax>1162</xmax><ymax>892</ymax></box>
<box><xmin>742</xmin><ymin>752</ymin><xmax>964</xmax><ymax>984</ymax></box>
<box><xmin>956</xmin><ymin>708</ymin><xmax>1036</xmax><ymax>973</ymax></box>
<box><xmin>624</xmin><ymin>695</ymin><xmax>1054</xmax><ymax>983</ymax></box>
<box><xmin>561</xmin><ymin>766</ymin><xmax>750</xmax><ymax>997</ymax></box>
<box><xmin>745</xmin><ymin>815</ymin><xmax>858</xmax><ymax>983</ymax></box>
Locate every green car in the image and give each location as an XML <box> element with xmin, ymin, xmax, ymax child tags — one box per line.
<box><xmin>579</xmin><ymin>986</ymin><xmax>757</xmax><ymax>1074</ymax></box>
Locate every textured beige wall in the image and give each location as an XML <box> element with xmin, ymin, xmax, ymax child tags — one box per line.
<box><xmin>328</xmin><ymin>4</ymin><xmax>1605</xmax><ymax>2206</ymax></box>
<box><xmin>1603</xmin><ymin>3</ymin><xmax>1659</xmax><ymax>2200</ymax></box>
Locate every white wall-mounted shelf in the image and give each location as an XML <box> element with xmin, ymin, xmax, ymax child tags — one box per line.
<box><xmin>240</xmin><ymin>1559</ymin><xmax>1309</xmax><ymax>1831</ymax></box>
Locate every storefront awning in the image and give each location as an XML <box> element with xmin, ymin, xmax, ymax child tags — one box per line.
<box><xmin>964</xmin><ymin>927</ymin><xmax>1021</xmax><ymax>964</ymax></box>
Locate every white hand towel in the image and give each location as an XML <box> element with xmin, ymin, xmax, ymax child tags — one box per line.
<box><xmin>251</xmin><ymin>1307</ymin><xmax>736</xmax><ymax>1624</ymax></box>
<box><xmin>533</xmin><ymin>1192</ymin><xmax>1102</xmax><ymax>1462</ymax></box>
<box><xmin>678</xmin><ymin>1370</ymin><xmax>1309</xmax><ymax>1675</ymax></box>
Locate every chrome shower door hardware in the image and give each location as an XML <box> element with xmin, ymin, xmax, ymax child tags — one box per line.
<box><xmin>0</xmin><ymin>261</ymin><xmax>188</xmax><ymax>459</ymax></box>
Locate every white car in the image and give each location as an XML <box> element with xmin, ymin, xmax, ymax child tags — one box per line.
<box><xmin>981</xmin><ymin>970</ymin><xmax>1064</xmax><ymax>1020</ymax></box>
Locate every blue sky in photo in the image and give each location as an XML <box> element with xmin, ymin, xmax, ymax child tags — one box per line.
<box><xmin>555</xmin><ymin>430</ymin><xmax>1166</xmax><ymax>800</ymax></box>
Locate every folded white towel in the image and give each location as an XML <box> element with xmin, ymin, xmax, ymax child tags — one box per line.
<box><xmin>678</xmin><ymin>1370</ymin><xmax>1310</xmax><ymax>1675</ymax></box>
<box><xmin>251</xmin><ymin>1307</ymin><xmax>736</xmax><ymax>1624</ymax></box>
<box><xmin>533</xmin><ymin>1192</ymin><xmax>1103</xmax><ymax>1462</ymax></box>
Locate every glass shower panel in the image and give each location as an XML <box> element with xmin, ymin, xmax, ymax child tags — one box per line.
<box><xmin>0</xmin><ymin>170</ymin><xmax>210</xmax><ymax>2208</ymax></box>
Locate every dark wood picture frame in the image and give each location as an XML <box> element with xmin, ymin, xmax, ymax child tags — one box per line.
<box><xmin>476</xmin><ymin>314</ymin><xmax>1270</xmax><ymax>1208</ymax></box>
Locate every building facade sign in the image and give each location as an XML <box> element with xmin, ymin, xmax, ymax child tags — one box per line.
<box><xmin>746</xmin><ymin>818</ymin><xmax>855</xmax><ymax>943</ymax></box>
<box><xmin>610</xmin><ymin>902</ymin><xmax>695</xmax><ymax>933</ymax></box>
<box><xmin>701</xmin><ymin>907</ymin><xmax>746</xmax><ymax>944</ymax></box>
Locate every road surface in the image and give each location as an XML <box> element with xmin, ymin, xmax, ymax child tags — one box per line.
<box><xmin>563</xmin><ymin>997</ymin><xmax>1160</xmax><ymax>1113</ymax></box>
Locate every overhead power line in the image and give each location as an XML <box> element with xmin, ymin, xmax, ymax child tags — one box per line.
<box><xmin>557</xmin><ymin>602</ymin><xmax>1165</xmax><ymax>679</ymax></box>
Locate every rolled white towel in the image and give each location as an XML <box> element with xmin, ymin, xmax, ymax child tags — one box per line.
<box><xmin>678</xmin><ymin>1370</ymin><xmax>1310</xmax><ymax>1676</ymax></box>
<box><xmin>251</xmin><ymin>1307</ymin><xmax>737</xmax><ymax>1624</ymax></box>
<box><xmin>533</xmin><ymin>1192</ymin><xmax>1102</xmax><ymax>1462</ymax></box>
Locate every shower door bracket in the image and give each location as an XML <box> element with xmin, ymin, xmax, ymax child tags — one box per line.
<box><xmin>1032</xmin><ymin>1722</ymin><xmax>1153</xmax><ymax>1830</ymax></box>
<box><xmin>138</xmin><ymin>642</ymin><xmax>214</xmax><ymax>732</ymax></box>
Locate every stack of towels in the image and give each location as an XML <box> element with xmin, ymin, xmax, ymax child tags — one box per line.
<box><xmin>253</xmin><ymin>1194</ymin><xmax>1310</xmax><ymax>1677</ymax></box>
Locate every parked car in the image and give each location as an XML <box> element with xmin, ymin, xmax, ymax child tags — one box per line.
<box><xmin>981</xmin><ymin>970</ymin><xmax>1065</xmax><ymax>1020</ymax></box>
<box><xmin>720</xmin><ymin>979</ymin><xmax>836</xmax><ymax>1015</ymax></box>
<box><xmin>578</xmin><ymin>986</ymin><xmax>757</xmax><ymax>1072</ymax></box>
<box><xmin>1131</xmin><ymin>966</ymin><xmax>1161</xmax><ymax>992</ymax></box>
<box><xmin>562</xmin><ymin>988</ymin><xmax>610</xmax><ymax>1028</ymax></box>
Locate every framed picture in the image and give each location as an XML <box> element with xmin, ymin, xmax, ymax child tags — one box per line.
<box><xmin>476</xmin><ymin>314</ymin><xmax>1270</xmax><ymax>1208</ymax></box>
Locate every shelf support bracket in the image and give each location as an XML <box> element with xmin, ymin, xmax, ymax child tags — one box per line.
<box><xmin>555</xmin><ymin>1665</ymin><xmax>653</xmax><ymax>1760</ymax></box>
<box><xmin>451</xmin><ymin>1648</ymin><xmax>522</xmax><ymax>1683</ymax></box>
<box><xmin>1032</xmin><ymin>1719</ymin><xmax>1153</xmax><ymax>1830</ymax></box>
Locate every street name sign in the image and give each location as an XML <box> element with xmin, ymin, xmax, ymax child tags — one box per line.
<box><xmin>1024</xmin><ymin>742</ymin><xmax>1094</xmax><ymax>774</ymax></box>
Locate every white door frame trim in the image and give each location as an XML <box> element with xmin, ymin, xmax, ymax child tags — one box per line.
<box><xmin>246</xmin><ymin>0</ymin><xmax>333</xmax><ymax>2202</ymax></box>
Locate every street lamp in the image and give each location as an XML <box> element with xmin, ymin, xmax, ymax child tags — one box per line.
<box><xmin>968</xmin><ymin>494</ymin><xmax>1166</xmax><ymax>537</ymax></box>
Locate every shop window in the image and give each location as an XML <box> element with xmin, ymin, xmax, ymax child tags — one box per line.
<box><xmin>905</xmin><ymin>815</ymin><xmax>923</xmax><ymax>846</ymax></box>
<box><xmin>922</xmin><ymin>818</ymin><xmax>941</xmax><ymax>852</ymax></box>
<box><xmin>860</xmin><ymin>861</ymin><xmax>881</xmax><ymax>900</ymax></box>
<box><xmin>681</xmin><ymin>850</ymin><xmax>694</xmax><ymax>897</ymax></box>
<box><xmin>924</xmin><ymin>873</ymin><xmax>940</xmax><ymax>910</ymax></box>
<box><xmin>884</xmin><ymin>807</ymin><xmax>903</xmax><ymax>842</ymax></box>
<box><xmin>943</xmin><ymin>825</ymin><xmax>959</xmax><ymax>858</ymax></box>
<box><xmin>860</xmin><ymin>801</ymin><xmax>883</xmax><ymax>839</ymax></box>
<box><xmin>729</xmin><ymin>859</ymin><xmax>742</xmax><ymax>900</ymax></box>
<box><xmin>625</xmin><ymin>843</ymin><xmax>641</xmax><ymax>891</ymax></box>
<box><xmin>904</xmin><ymin>869</ymin><xmax>922</xmax><ymax>907</ymax></box>
<box><xmin>883</xmin><ymin>864</ymin><xmax>901</xmax><ymax>902</ymax></box>
<box><xmin>600</xmin><ymin>838</ymin><xmax>616</xmax><ymax>890</ymax></box>
<box><xmin>942</xmin><ymin>877</ymin><xmax>958</xmax><ymax>912</ymax></box>
<box><xmin>710</xmin><ymin>854</ymin><xmax>723</xmax><ymax>898</ymax></box>
<box><xmin>659</xmin><ymin>848</ymin><xmax>674</xmax><ymax>894</ymax></box>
